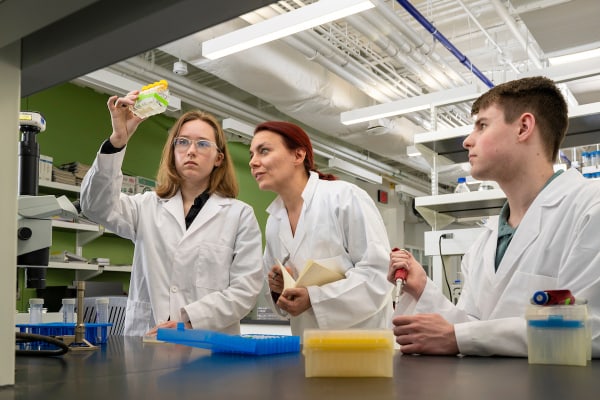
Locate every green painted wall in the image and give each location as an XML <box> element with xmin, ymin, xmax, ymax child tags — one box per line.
<box><xmin>18</xmin><ymin>83</ymin><xmax>275</xmax><ymax>311</ymax></box>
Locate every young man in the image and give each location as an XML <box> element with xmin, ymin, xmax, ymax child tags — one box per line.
<box><xmin>389</xmin><ymin>76</ymin><xmax>600</xmax><ymax>357</ymax></box>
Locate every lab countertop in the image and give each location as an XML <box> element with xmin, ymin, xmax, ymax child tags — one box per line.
<box><xmin>5</xmin><ymin>336</ymin><xmax>599</xmax><ymax>400</ymax></box>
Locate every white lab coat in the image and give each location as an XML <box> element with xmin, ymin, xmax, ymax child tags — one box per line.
<box><xmin>395</xmin><ymin>168</ymin><xmax>600</xmax><ymax>357</ymax></box>
<box><xmin>80</xmin><ymin>147</ymin><xmax>264</xmax><ymax>336</ymax></box>
<box><xmin>264</xmin><ymin>171</ymin><xmax>393</xmax><ymax>336</ymax></box>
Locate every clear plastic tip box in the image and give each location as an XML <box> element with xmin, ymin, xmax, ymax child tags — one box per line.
<box><xmin>526</xmin><ymin>303</ymin><xmax>591</xmax><ymax>366</ymax></box>
<box><xmin>303</xmin><ymin>329</ymin><xmax>395</xmax><ymax>377</ymax></box>
<box><xmin>131</xmin><ymin>79</ymin><xmax>169</xmax><ymax>119</ymax></box>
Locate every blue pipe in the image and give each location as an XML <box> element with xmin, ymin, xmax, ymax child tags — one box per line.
<box><xmin>395</xmin><ymin>0</ymin><xmax>495</xmax><ymax>88</ymax></box>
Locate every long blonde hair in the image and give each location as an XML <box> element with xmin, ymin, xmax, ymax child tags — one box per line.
<box><xmin>155</xmin><ymin>111</ymin><xmax>238</xmax><ymax>198</ymax></box>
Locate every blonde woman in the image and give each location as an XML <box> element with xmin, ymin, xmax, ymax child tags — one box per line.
<box><xmin>81</xmin><ymin>93</ymin><xmax>263</xmax><ymax>336</ymax></box>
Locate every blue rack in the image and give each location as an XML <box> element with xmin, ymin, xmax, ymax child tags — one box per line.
<box><xmin>157</xmin><ymin>323</ymin><xmax>300</xmax><ymax>356</ymax></box>
<box><xmin>16</xmin><ymin>322</ymin><xmax>113</xmax><ymax>348</ymax></box>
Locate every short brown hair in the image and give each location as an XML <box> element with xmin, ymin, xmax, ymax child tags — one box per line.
<box><xmin>155</xmin><ymin>111</ymin><xmax>238</xmax><ymax>198</ymax></box>
<box><xmin>471</xmin><ymin>76</ymin><xmax>568</xmax><ymax>161</ymax></box>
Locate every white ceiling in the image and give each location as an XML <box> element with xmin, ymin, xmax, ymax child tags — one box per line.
<box><xmin>73</xmin><ymin>0</ymin><xmax>600</xmax><ymax>192</ymax></box>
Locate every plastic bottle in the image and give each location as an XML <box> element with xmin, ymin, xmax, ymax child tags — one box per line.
<box><xmin>130</xmin><ymin>79</ymin><xmax>169</xmax><ymax>119</ymax></box>
<box><xmin>454</xmin><ymin>177</ymin><xmax>470</xmax><ymax>193</ymax></box>
<box><xmin>62</xmin><ymin>298</ymin><xmax>76</xmax><ymax>324</ymax></box>
<box><xmin>29</xmin><ymin>298</ymin><xmax>44</xmax><ymax>324</ymax></box>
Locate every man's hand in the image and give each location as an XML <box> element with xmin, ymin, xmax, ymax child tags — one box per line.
<box><xmin>389</xmin><ymin>249</ymin><xmax>428</xmax><ymax>300</ymax></box>
<box><xmin>392</xmin><ymin>313</ymin><xmax>459</xmax><ymax>355</ymax></box>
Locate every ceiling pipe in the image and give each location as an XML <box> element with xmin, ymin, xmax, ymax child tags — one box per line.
<box><xmin>346</xmin><ymin>14</ymin><xmax>449</xmax><ymax>92</ymax></box>
<box><xmin>489</xmin><ymin>0</ymin><xmax>544</xmax><ymax>69</ymax></box>
<box><xmin>370</xmin><ymin>0</ymin><xmax>468</xmax><ymax>88</ymax></box>
<box><xmin>111</xmin><ymin>58</ymin><xmax>277</xmax><ymax>123</ymax></box>
<box><xmin>311</xmin><ymin>23</ymin><xmax>422</xmax><ymax>97</ymax></box>
<box><xmin>395</xmin><ymin>0</ymin><xmax>494</xmax><ymax>88</ymax></box>
<box><xmin>288</xmin><ymin>31</ymin><xmax>399</xmax><ymax>101</ymax></box>
<box><xmin>242</xmin><ymin>7</ymin><xmax>403</xmax><ymax>102</ymax></box>
<box><xmin>359</xmin><ymin>10</ymin><xmax>458</xmax><ymax>90</ymax></box>
<box><xmin>456</xmin><ymin>0</ymin><xmax>520</xmax><ymax>74</ymax></box>
<box><xmin>108</xmin><ymin>57</ymin><xmax>414</xmax><ymax>182</ymax></box>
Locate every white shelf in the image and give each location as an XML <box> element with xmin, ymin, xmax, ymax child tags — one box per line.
<box><xmin>415</xmin><ymin>189</ymin><xmax>506</xmax><ymax>219</ymax></box>
<box><xmin>31</xmin><ymin>172</ymin><xmax>132</xmax><ymax>280</ymax></box>
<box><xmin>48</xmin><ymin>261</ymin><xmax>97</xmax><ymax>270</ymax></box>
<box><xmin>39</xmin><ymin>179</ymin><xmax>80</xmax><ymax>193</ymax></box>
<box><xmin>415</xmin><ymin>104</ymin><xmax>600</xmax><ymax>163</ymax></box>
<box><xmin>18</xmin><ymin>262</ymin><xmax>132</xmax><ymax>273</ymax></box>
<box><xmin>52</xmin><ymin>219</ymin><xmax>102</xmax><ymax>232</ymax></box>
<box><xmin>103</xmin><ymin>265</ymin><xmax>132</xmax><ymax>273</ymax></box>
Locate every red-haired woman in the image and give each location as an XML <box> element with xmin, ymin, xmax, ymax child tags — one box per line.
<box><xmin>81</xmin><ymin>92</ymin><xmax>263</xmax><ymax>337</ymax></box>
<box><xmin>249</xmin><ymin>121</ymin><xmax>392</xmax><ymax>336</ymax></box>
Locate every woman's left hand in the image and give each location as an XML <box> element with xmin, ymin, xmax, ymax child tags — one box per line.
<box><xmin>276</xmin><ymin>287</ymin><xmax>311</xmax><ymax>316</ymax></box>
<box><xmin>145</xmin><ymin>320</ymin><xmax>192</xmax><ymax>336</ymax></box>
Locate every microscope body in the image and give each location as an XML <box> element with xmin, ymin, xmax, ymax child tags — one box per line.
<box><xmin>17</xmin><ymin>111</ymin><xmax>49</xmax><ymax>288</ymax></box>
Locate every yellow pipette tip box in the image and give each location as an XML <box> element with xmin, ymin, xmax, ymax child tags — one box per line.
<box><xmin>302</xmin><ymin>329</ymin><xmax>394</xmax><ymax>377</ymax></box>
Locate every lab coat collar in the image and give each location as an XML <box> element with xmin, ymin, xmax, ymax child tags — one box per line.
<box><xmin>162</xmin><ymin>191</ymin><xmax>232</xmax><ymax>236</ymax></box>
<box><xmin>185</xmin><ymin>193</ymin><xmax>232</xmax><ymax>237</ymax></box>
<box><xmin>495</xmin><ymin>169</ymin><xmax>576</xmax><ymax>277</ymax></box>
<box><xmin>266</xmin><ymin>171</ymin><xmax>320</xmax><ymax>259</ymax></box>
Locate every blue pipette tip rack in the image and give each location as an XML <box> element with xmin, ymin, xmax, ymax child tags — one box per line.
<box><xmin>16</xmin><ymin>322</ymin><xmax>112</xmax><ymax>347</ymax></box>
<box><xmin>157</xmin><ymin>323</ymin><xmax>300</xmax><ymax>356</ymax></box>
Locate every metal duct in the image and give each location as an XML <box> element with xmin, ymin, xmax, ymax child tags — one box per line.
<box><xmin>395</xmin><ymin>0</ymin><xmax>495</xmax><ymax>88</ymax></box>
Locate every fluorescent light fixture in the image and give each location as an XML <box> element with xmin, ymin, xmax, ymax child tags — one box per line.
<box><xmin>327</xmin><ymin>158</ymin><xmax>382</xmax><ymax>184</ymax></box>
<box><xmin>549</xmin><ymin>47</ymin><xmax>600</xmax><ymax>66</ymax></box>
<box><xmin>74</xmin><ymin>69</ymin><xmax>182</xmax><ymax>112</ymax></box>
<box><xmin>340</xmin><ymin>84</ymin><xmax>481</xmax><ymax>125</ymax></box>
<box><xmin>406</xmin><ymin>145</ymin><xmax>421</xmax><ymax>157</ymax></box>
<box><xmin>510</xmin><ymin>57</ymin><xmax>600</xmax><ymax>84</ymax></box>
<box><xmin>222</xmin><ymin>118</ymin><xmax>255</xmax><ymax>140</ymax></box>
<box><xmin>202</xmin><ymin>0</ymin><xmax>375</xmax><ymax>60</ymax></box>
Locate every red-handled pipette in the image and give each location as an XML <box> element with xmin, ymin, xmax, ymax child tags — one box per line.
<box><xmin>392</xmin><ymin>247</ymin><xmax>408</xmax><ymax>308</ymax></box>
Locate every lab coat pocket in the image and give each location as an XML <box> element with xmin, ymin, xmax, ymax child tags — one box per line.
<box><xmin>194</xmin><ymin>242</ymin><xmax>233</xmax><ymax>291</ymax></box>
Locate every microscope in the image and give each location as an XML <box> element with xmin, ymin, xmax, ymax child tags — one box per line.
<box><xmin>17</xmin><ymin>111</ymin><xmax>78</xmax><ymax>289</ymax></box>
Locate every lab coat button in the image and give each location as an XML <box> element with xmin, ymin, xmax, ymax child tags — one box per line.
<box><xmin>171</xmin><ymin>287</ymin><xmax>178</xmax><ymax>293</ymax></box>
